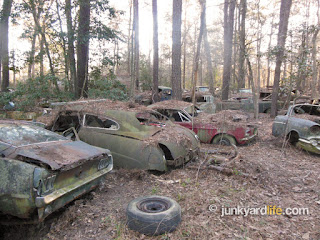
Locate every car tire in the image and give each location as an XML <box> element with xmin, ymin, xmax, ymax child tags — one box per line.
<box><xmin>264</xmin><ymin>108</ymin><xmax>271</xmax><ymax>114</ymax></box>
<box><xmin>126</xmin><ymin>195</ymin><xmax>181</xmax><ymax>236</ymax></box>
<box><xmin>212</xmin><ymin>134</ymin><xmax>237</xmax><ymax>146</ymax></box>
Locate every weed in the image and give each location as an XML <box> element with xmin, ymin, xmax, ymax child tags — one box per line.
<box><xmin>177</xmin><ymin>193</ymin><xmax>185</xmax><ymax>202</ymax></box>
<box><xmin>151</xmin><ymin>186</ymin><xmax>158</xmax><ymax>194</ymax></box>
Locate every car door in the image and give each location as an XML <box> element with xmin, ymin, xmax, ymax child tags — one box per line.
<box><xmin>78</xmin><ymin>114</ymin><xmax>150</xmax><ymax>170</ymax></box>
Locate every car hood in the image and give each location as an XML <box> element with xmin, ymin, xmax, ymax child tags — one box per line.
<box><xmin>14</xmin><ymin>140</ymin><xmax>108</xmax><ymax>170</ymax></box>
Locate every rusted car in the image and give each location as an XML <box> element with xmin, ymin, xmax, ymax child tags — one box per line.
<box><xmin>215</xmin><ymin>98</ymin><xmax>273</xmax><ymax>113</ymax></box>
<box><xmin>272</xmin><ymin>104</ymin><xmax>320</xmax><ymax>154</ymax></box>
<box><xmin>148</xmin><ymin>101</ymin><xmax>257</xmax><ymax>146</ymax></box>
<box><xmin>47</xmin><ymin>110</ymin><xmax>199</xmax><ymax>172</ymax></box>
<box><xmin>0</xmin><ymin>120</ymin><xmax>113</xmax><ymax>223</ymax></box>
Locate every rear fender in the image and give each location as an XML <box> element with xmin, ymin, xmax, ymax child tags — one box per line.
<box><xmin>0</xmin><ymin>158</ymin><xmax>36</xmax><ymax>218</ymax></box>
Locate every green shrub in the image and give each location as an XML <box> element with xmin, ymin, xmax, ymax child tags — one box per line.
<box><xmin>0</xmin><ymin>75</ymin><xmax>73</xmax><ymax>111</ymax></box>
<box><xmin>88</xmin><ymin>78</ymin><xmax>128</xmax><ymax>101</ymax></box>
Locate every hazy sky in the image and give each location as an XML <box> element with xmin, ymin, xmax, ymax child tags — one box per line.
<box><xmin>108</xmin><ymin>0</ymin><xmax>224</xmax><ymax>55</ymax></box>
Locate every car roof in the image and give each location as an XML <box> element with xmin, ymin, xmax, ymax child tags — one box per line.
<box><xmin>148</xmin><ymin>100</ymin><xmax>193</xmax><ymax>110</ymax></box>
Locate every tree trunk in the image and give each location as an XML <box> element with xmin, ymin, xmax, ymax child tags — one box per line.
<box><xmin>56</xmin><ymin>0</ymin><xmax>69</xmax><ymax>90</ymax></box>
<box><xmin>133</xmin><ymin>0</ymin><xmax>140</xmax><ymax>90</ymax></box>
<box><xmin>191</xmin><ymin>0</ymin><xmax>205</xmax><ymax>105</ymax></box>
<box><xmin>1</xmin><ymin>0</ymin><xmax>13</xmax><ymax>92</ymax></box>
<box><xmin>270</xmin><ymin>0</ymin><xmax>292</xmax><ymax>117</ymax></box>
<box><xmin>76</xmin><ymin>0</ymin><xmax>90</xmax><ymax>98</ymax></box>
<box><xmin>127</xmin><ymin>0</ymin><xmax>132</xmax><ymax>75</ymax></box>
<box><xmin>312</xmin><ymin>28</ymin><xmax>319</xmax><ymax>98</ymax></box>
<box><xmin>152</xmin><ymin>0</ymin><xmax>160</xmax><ymax>102</ymax></box>
<box><xmin>238</xmin><ymin>0</ymin><xmax>246</xmax><ymax>89</ymax></box>
<box><xmin>191</xmin><ymin>22</ymin><xmax>197</xmax><ymax>85</ymax></box>
<box><xmin>199</xmin><ymin>55</ymin><xmax>202</xmax><ymax>86</ymax></box>
<box><xmin>40</xmin><ymin>35</ymin><xmax>44</xmax><ymax>77</ymax></box>
<box><xmin>0</xmin><ymin>22</ymin><xmax>2</xmax><ymax>87</ymax></box>
<box><xmin>254</xmin><ymin>0</ymin><xmax>262</xmax><ymax>119</ymax></box>
<box><xmin>311</xmin><ymin>0</ymin><xmax>320</xmax><ymax>98</ymax></box>
<box><xmin>29</xmin><ymin>0</ymin><xmax>59</xmax><ymax>91</ymax></box>
<box><xmin>266</xmin><ymin>14</ymin><xmax>275</xmax><ymax>87</ymax></box>
<box><xmin>66</xmin><ymin>0</ymin><xmax>76</xmax><ymax>93</ymax></box>
<box><xmin>11</xmin><ymin>50</ymin><xmax>15</xmax><ymax>85</ymax></box>
<box><xmin>172</xmin><ymin>0</ymin><xmax>182</xmax><ymax>100</ymax></box>
<box><xmin>203</xmin><ymin>4</ymin><xmax>214</xmax><ymax>95</ymax></box>
<box><xmin>182</xmin><ymin>2</ymin><xmax>188</xmax><ymax>90</ymax></box>
<box><xmin>130</xmin><ymin>12</ymin><xmax>135</xmax><ymax>98</ymax></box>
<box><xmin>28</xmin><ymin>29</ymin><xmax>37</xmax><ymax>79</ymax></box>
<box><xmin>232</xmin><ymin>2</ymin><xmax>238</xmax><ymax>88</ymax></box>
<box><xmin>246</xmin><ymin>55</ymin><xmax>255</xmax><ymax>104</ymax></box>
<box><xmin>222</xmin><ymin>0</ymin><xmax>236</xmax><ymax>100</ymax></box>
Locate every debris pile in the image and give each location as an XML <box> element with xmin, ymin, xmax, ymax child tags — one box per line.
<box><xmin>144</xmin><ymin>124</ymin><xmax>193</xmax><ymax>149</ymax></box>
<box><xmin>148</xmin><ymin>100</ymin><xmax>193</xmax><ymax>110</ymax></box>
<box><xmin>195</xmin><ymin>110</ymin><xmax>251</xmax><ymax>129</ymax></box>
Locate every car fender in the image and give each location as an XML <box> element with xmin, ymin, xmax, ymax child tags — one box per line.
<box><xmin>0</xmin><ymin>158</ymin><xmax>36</xmax><ymax>218</ymax></box>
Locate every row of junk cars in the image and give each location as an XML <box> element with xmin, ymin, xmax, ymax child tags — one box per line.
<box><xmin>1</xmin><ymin>97</ymin><xmax>320</xmax><ymax>233</ymax></box>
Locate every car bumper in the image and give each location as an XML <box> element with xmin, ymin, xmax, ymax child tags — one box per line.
<box><xmin>240</xmin><ymin>128</ymin><xmax>258</xmax><ymax>143</ymax></box>
<box><xmin>297</xmin><ymin>138</ymin><xmax>320</xmax><ymax>154</ymax></box>
<box><xmin>35</xmin><ymin>166</ymin><xmax>112</xmax><ymax>221</ymax></box>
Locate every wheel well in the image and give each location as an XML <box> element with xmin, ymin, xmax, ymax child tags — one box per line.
<box><xmin>287</xmin><ymin>131</ymin><xmax>299</xmax><ymax>144</ymax></box>
<box><xmin>264</xmin><ymin>108</ymin><xmax>271</xmax><ymax>113</ymax></box>
<box><xmin>158</xmin><ymin>144</ymin><xmax>174</xmax><ymax>160</ymax></box>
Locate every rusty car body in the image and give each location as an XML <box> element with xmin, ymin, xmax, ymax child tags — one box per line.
<box><xmin>215</xmin><ymin>98</ymin><xmax>273</xmax><ymax>113</ymax></box>
<box><xmin>148</xmin><ymin>101</ymin><xmax>258</xmax><ymax>146</ymax></box>
<box><xmin>272</xmin><ymin>104</ymin><xmax>320</xmax><ymax>154</ymax></box>
<box><xmin>0</xmin><ymin>120</ymin><xmax>113</xmax><ymax>223</ymax></box>
<box><xmin>48</xmin><ymin>109</ymin><xmax>200</xmax><ymax>172</ymax></box>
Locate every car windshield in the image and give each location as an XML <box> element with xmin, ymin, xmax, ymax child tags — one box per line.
<box><xmin>0</xmin><ymin>123</ymin><xmax>67</xmax><ymax>146</ymax></box>
<box><xmin>239</xmin><ymin>89</ymin><xmax>252</xmax><ymax>93</ymax></box>
<box><xmin>198</xmin><ymin>87</ymin><xmax>209</xmax><ymax>92</ymax></box>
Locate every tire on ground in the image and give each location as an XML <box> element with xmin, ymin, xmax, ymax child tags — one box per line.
<box><xmin>126</xmin><ymin>195</ymin><xmax>181</xmax><ymax>235</ymax></box>
<box><xmin>212</xmin><ymin>134</ymin><xmax>237</xmax><ymax>146</ymax></box>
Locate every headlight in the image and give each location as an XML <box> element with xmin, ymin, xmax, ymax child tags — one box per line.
<box><xmin>195</xmin><ymin>134</ymin><xmax>200</xmax><ymax>142</ymax></box>
<box><xmin>310</xmin><ymin>139</ymin><xmax>318</xmax><ymax>146</ymax></box>
<box><xmin>98</xmin><ymin>156</ymin><xmax>112</xmax><ymax>170</ymax></box>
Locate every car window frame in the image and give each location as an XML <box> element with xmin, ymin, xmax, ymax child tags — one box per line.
<box><xmin>178</xmin><ymin>111</ymin><xmax>191</xmax><ymax>122</ymax></box>
<box><xmin>83</xmin><ymin>114</ymin><xmax>120</xmax><ymax>131</ymax></box>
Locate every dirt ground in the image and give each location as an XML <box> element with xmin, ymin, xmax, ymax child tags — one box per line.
<box><xmin>1</xmin><ymin>114</ymin><xmax>320</xmax><ymax>240</ymax></box>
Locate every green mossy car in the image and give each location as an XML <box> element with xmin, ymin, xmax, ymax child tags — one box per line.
<box><xmin>49</xmin><ymin>109</ymin><xmax>200</xmax><ymax>172</ymax></box>
<box><xmin>0</xmin><ymin>121</ymin><xmax>113</xmax><ymax>223</ymax></box>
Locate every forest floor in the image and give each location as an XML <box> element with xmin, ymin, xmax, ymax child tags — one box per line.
<box><xmin>1</xmin><ymin>113</ymin><xmax>320</xmax><ymax>240</ymax></box>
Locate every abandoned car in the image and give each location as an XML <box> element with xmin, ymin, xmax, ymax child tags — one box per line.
<box><xmin>272</xmin><ymin>104</ymin><xmax>320</xmax><ymax>154</ymax></box>
<box><xmin>0</xmin><ymin>120</ymin><xmax>113</xmax><ymax>223</ymax></box>
<box><xmin>215</xmin><ymin>98</ymin><xmax>273</xmax><ymax>113</ymax></box>
<box><xmin>148</xmin><ymin>101</ymin><xmax>258</xmax><ymax>146</ymax></box>
<box><xmin>48</xmin><ymin>110</ymin><xmax>200</xmax><ymax>172</ymax></box>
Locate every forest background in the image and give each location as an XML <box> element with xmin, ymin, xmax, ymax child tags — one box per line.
<box><xmin>0</xmin><ymin>0</ymin><xmax>317</xmax><ymax>116</ymax></box>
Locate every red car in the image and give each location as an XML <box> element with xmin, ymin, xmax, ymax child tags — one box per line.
<box><xmin>148</xmin><ymin>101</ymin><xmax>257</xmax><ymax>146</ymax></box>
